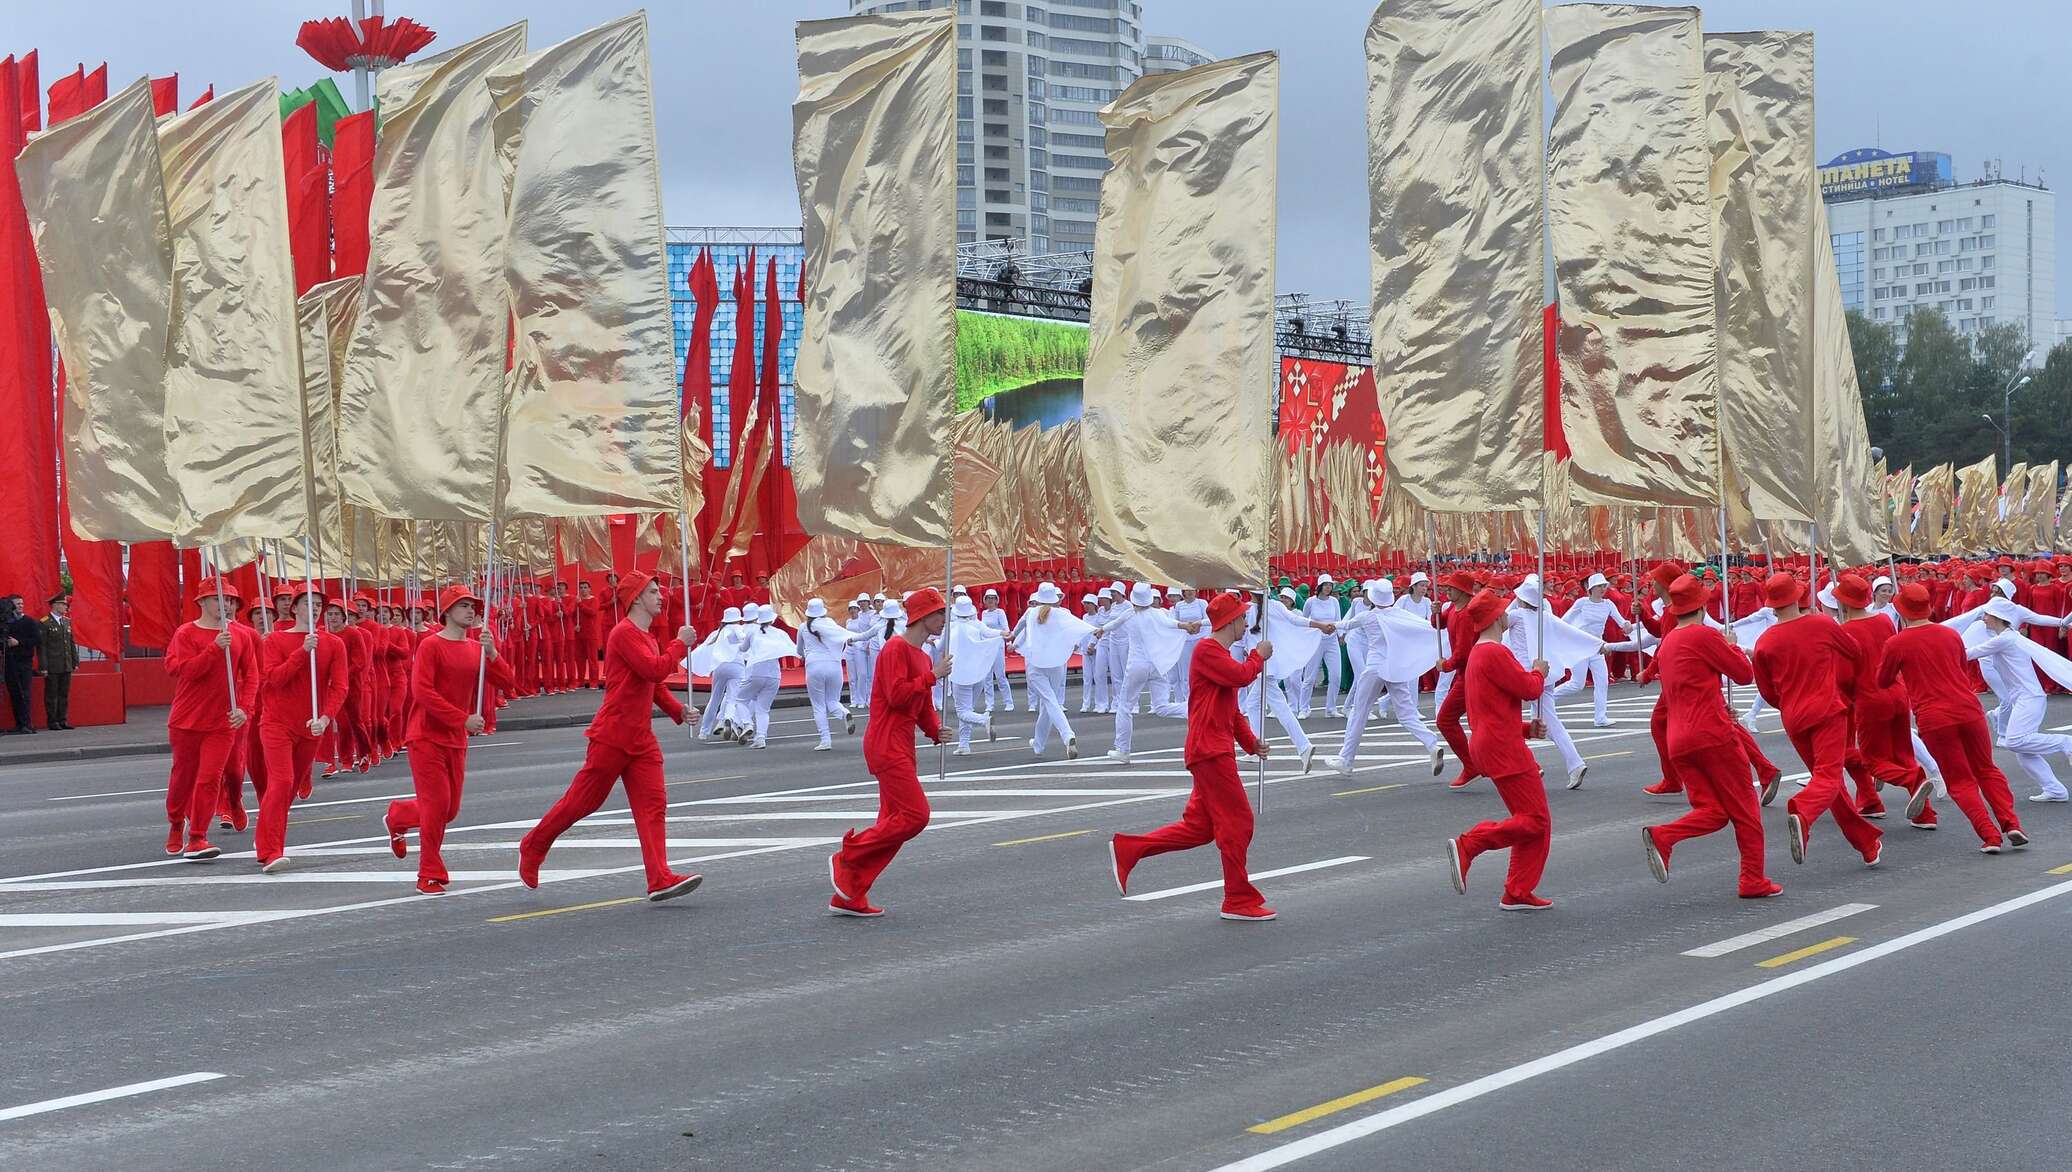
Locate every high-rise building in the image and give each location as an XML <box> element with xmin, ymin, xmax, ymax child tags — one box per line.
<box><xmin>846</xmin><ymin>0</ymin><xmax>1211</xmax><ymax>257</ymax></box>
<box><xmin>1144</xmin><ymin>35</ymin><xmax>1212</xmax><ymax>75</ymax></box>
<box><xmin>666</xmin><ymin>227</ymin><xmax>804</xmax><ymax>469</ymax></box>
<box><xmin>1821</xmin><ymin>148</ymin><xmax>2056</xmax><ymax>351</ymax></box>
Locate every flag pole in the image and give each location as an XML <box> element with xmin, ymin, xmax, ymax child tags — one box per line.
<box><xmin>475</xmin><ymin>516</ymin><xmax>497</xmax><ymax>716</ymax></box>
<box><xmin>208</xmin><ymin>545</ymin><xmax>237</xmax><ymax>721</ymax></box>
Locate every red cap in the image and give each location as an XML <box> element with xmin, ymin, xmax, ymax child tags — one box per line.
<box><xmin>1205</xmin><ymin>591</ymin><xmax>1247</xmax><ymax>632</ymax></box>
<box><xmin>1761</xmin><ymin>572</ymin><xmax>1803</xmax><ymax>610</ymax></box>
<box><xmin>903</xmin><ymin>587</ymin><xmax>946</xmax><ymax>624</ymax></box>
<box><xmin>1648</xmin><ymin>562</ymin><xmax>1683</xmax><ymax>593</ymax></box>
<box><xmin>438</xmin><ymin>584</ymin><xmax>483</xmax><ymax>618</ymax></box>
<box><xmin>1667</xmin><ymin>574</ymin><xmax>1710</xmax><ymax>617</ymax></box>
<box><xmin>1462</xmin><ymin>589</ymin><xmax>1507</xmax><ymax>633</ymax></box>
<box><xmin>353</xmin><ymin>589</ymin><xmax>378</xmax><ymax>607</ymax></box>
<box><xmin>1442</xmin><ymin>570</ymin><xmax>1478</xmax><ymax>595</ymax></box>
<box><xmin>1895</xmin><ymin>582</ymin><xmax>1933</xmax><ymax>621</ymax></box>
<box><xmin>1833</xmin><ymin>573</ymin><xmax>1872</xmax><ymax>610</ymax></box>
<box><xmin>616</xmin><ymin>570</ymin><xmax>654</xmax><ymax>612</ymax></box>
<box><xmin>192</xmin><ymin>577</ymin><xmax>241</xmax><ymax>606</ymax></box>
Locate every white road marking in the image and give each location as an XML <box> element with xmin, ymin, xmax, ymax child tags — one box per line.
<box><xmin>0</xmin><ymin>869</ymin><xmax>620</xmax><ymax>892</ymax></box>
<box><xmin>0</xmin><ymin>1071</ymin><xmax>226</xmax><ymax>1122</ymax></box>
<box><xmin>1211</xmin><ymin>880</ymin><xmax>2072</xmax><ymax>1172</ymax></box>
<box><xmin>0</xmin><ymin>912</ymin><xmax>289</xmax><ymax>927</ymax></box>
<box><xmin>1124</xmin><ymin>856</ymin><xmax>1371</xmax><ymax>902</ymax></box>
<box><xmin>1681</xmin><ymin>903</ymin><xmax>1879</xmax><ymax>958</ymax></box>
<box><xmin>45</xmin><ymin>786</ymin><xmax>169</xmax><ymax>802</ymax></box>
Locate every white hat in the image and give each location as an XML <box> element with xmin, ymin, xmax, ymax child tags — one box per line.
<box><xmin>1081</xmin><ymin>593</ymin><xmax>1098</xmax><ymax>605</ymax></box>
<box><xmin>1515</xmin><ymin>574</ymin><xmax>1543</xmax><ymax>608</ymax></box>
<box><xmin>805</xmin><ymin>598</ymin><xmax>828</xmax><ymax>619</ymax></box>
<box><xmin>855</xmin><ymin>593</ymin><xmax>873</xmax><ymax>605</ymax></box>
<box><xmin>1366</xmin><ymin>579</ymin><xmax>1393</xmax><ymax>606</ymax></box>
<box><xmin>1165</xmin><ymin>585</ymin><xmax>1182</xmax><ymax>598</ymax></box>
<box><xmin>1097</xmin><ymin>586</ymin><xmax>1114</xmax><ymax>598</ymax></box>
<box><xmin>1585</xmin><ymin>572</ymin><xmax>1608</xmax><ymax>591</ymax></box>
<box><xmin>882</xmin><ymin>600</ymin><xmax>904</xmax><ymax>619</ymax></box>
<box><xmin>1129</xmin><ymin>582</ymin><xmax>1157</xmax><ymax>608</ymax></box>
<box><xmin>1409</xmin><ymin>571</ymin><xmax>1429</xmax><ymax>586</ymax></box>
<box><xmin>846</xmin><ymin>600</ymin><xmax>861</xmax><ymax>611</ymax></box>
<box><xmin>1033</xmin><ymin>582</ymin><xmax>1063</xmax><ymax>605</ymax></box>
<box><xmin>952</xmin><ymin>596</ymin><xmax>978</xmax><ymax>619</ymax></box>
<box><xmin>1111</xmin><ymin>581</ymin><xmax>1127</xmax><ymax>594</ymax></box>
<box><xmin>1278</xmin><ymin>586</ymin><xmax>1297</xmax><ymax>603</ymax></box>
<box><xmin>874</xmin><ymin>592</ymin><xmax>889</xmax><ymax>602</ymax></box>
<box><xmin>984</xmin><ymin>587</ymin><xmax>1000</xmax><ymax>597</ymax></box>
<box><xmin>1816</xmin><ymin>583</ymin><xmax>1838</xmax><ymax>611</ymax></box>
<box><xmin>1994</xmin><ymin>579</ymin><xmax>2018</xmax><ymax>599</ymax></box>
<box><xmin>1318</xmin><ymin>573</ymin><xmax>1334</xmax><ymax>584</ymax></box>
<box><xmin>755</xmin><ymin>603</ymin><xmax>777</xmax><ymax>623</ymax></box>
<box><xmin>952</xmin><ymin>584</ymin><xmax>968</xmax><ymax>595</ymax></box>
<box><xmin>721</xmin><ymin>606</ymin><xmax>742</xmax><ymax>624</ymax></box>
<box><xmin>1872</xmin><ymin>575</ymin><xmax>1894</xmax><ymax>591</ymax></box>
<box><xmin>1985</xmin><ymin>596</ymin><xmax>2022</xmax><ymax>623</ymax></box>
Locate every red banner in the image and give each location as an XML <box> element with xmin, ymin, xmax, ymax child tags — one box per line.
<box><xmin>1279</xmin><ymin>356</ymin><xmax>1384</xmax><ymax>508</ymax></box>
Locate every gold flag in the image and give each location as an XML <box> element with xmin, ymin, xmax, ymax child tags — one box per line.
<box><xmin>1885</xmin><ymin>466</ymin><xmax>1914</xmax><ymax>556</ymax></box>
<box><xmin>1913</xmin><ymin>463</ymin><xmax>1954</xmax><ymax>555</ymax></box>
<box><xmin>2023</xmin><ymin>463</ymin><xmax>2058</xmax><ymax>552</ymax></box>
<box><xmin>278</xmin><ymin>276</ymin><xmax>366</xmax><ymax>580</ymax></box>
<box><xmin>338</xmin><ymin>23</ymin><xmax>528</xmax><ymax>521</ymax></box>
<box><xmin>1366</xmin><ymin>0</ymin><xmax>1544</xmax><ymax>513</ymax></box>
<box><xmin>14</xmin><ymin>77</ymin><xmax>178</xmax><ymax>542</ymax></box>
<box><xmin>1547</xmin><ymin>4</ymin><xmax>1719</xmax><ymax>507</ymax></box>
<box><xmin>1952</xmin><ymin>455</ymin><xmax>1999</xmax><ymax>556</ymax></box>
<box><xmin>157</xmin><ymin>79</ymin><xmax>309</xmax><ymax>546</ymax></box>
<box><xmin>1706</xmin><ymin>31</ymin><xmax>1816</xmax><ymax>524</ymax></box>
<box><xmin>1810</xmin><ymin>202</ymin><xmax>1887</xmax><ymax>565</ymax></box>
<box><xmin>790</xmin><ymin>10</ymin><xmax>957</xmax><ymax>546</ymax></box>
<box><xmin>1994</xmin><ymin>463</ymin><xmax>2029</xmax><ymax>553</ymax></box>
<box><xmin>491</xmin><ymin>13</ymin><xmax>681</xmax><ymax>518</ymax></box>
<box><xmin>1083</xmin><ymin>52</ymin><xmax>1278</xmax><ymax>587</ymax></box>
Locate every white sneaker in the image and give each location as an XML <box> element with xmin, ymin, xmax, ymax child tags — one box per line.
<box><xmin>1299</xmin><ymin>745</ymin><xmax>1316</xmax><ymax>774</ymax></box>
<box><xmin>2028</xmin><ymin>792</ymin><xmax>2069</xmax><ymax>803</ymax></box>
<box><xmin>813</xmin><ymin>740</ymin><xmax>832</xmax><ymax>752</ymax></box>
<box><xmin>1105</xmin><ymin>749</ymin><xmax>1131</xmax><ymax>765</ymax></box>
<box><xmin>1066</xmin><ymin>739</ymin><xmax>1079</xmax><ymax>760</ymax></box>
<box><xmin>845</xmin><ymin>713</ymin><xmax>856</xmax><ymax>736</ymax></box>
<box><xmin>951</xmin><ymin>746</ymin><xmax>972</xmax><ymax>757</ymax></box>
<box><xmin>1566</xmin><ymin>762</ymin><xmax>1587</xmax><ymax>791</ymax></box>
<box><xmin>1429</xmin><ymin>744</ymin><xmax>1445</xmax><ymax>777</ymax></box>
<box><xmin>261</xmin><ymin>855</ymin><xmax>289</xmax><ymax>874</ymax></box>
<box><xmin>1329</xmin><ymin>755</ymin><xmax>1353</xmax><ymax>776</ymax></box>
<box><xmin>1593</xmin><ymin>718</ymin><xmax>1615</xmax><ymax>729</ymax></box>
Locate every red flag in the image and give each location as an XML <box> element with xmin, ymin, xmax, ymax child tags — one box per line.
<box><xmin>178</xmin><ymin>548</ymin><xmax>203</xmax><ymax>622</ymax></box>
<box><xmin>83</xmin><ymin>63</ymin><xmax>105</xmax><ymax>105</ymax></box>
<box><xmin>187</xmin><ymin>84</ymin><xmax>213</xmax><ymax>110</ymax></box>
<box><xmin>0</xmin><ymin>54</ymin><xmax>60</xmax><ymax>609</ymax></box>
<box><xmin>281</xmin><ymin>102</ymin><xmax>330</xmax><ymax>292</ymax></box>
<box><xmin>1543</xmin><ymin>303</ymin><xmax>1568</xmax><ymax>461</ymax></box>
<box><xmin>330</xmin><ymin>110</ymin><xmax>375</xmax><ymax>277</ymax></box>
<box><xmin>683</xmin><ymin>248</ymin><xmax>720</xmax><ymax>550</ymax></box>
<box><xmin>149</xmin><ymin>74</ymin><xmax>178</xmax><ymax>116</ymax></box>
<box><xmin>706</xmin><ymin>253</ymin><xmax>767</xmax><ymax>572</ymax></box>
<box><xmin>15</xmin><ymin>50</ymin><xmax>37</xmax><ymax>135</ymax></box>
<box><xmin>47</xmin><ymin>71</ymin><xmax>123</xmax><ymax>658</ymax></box>
<box><xmin>755</xmin><ymin>254</ymin><xmax>789</xmax><ymax>573</ymax></box>
<box><xmin>126</xmin><ymin>542</ymin><xmax>181</xmax><ymax>649</ymax></box>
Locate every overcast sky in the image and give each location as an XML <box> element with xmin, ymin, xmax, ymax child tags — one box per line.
<box><xmin>13</xmin><ymin>1</ymin><xmax>2069</xmax><ymax>313</ymax></box>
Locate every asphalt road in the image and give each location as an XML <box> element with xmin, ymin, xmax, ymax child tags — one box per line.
<box><xmin>3</xmin><ymin>682</ymin><xmax>2071</xmax><ymax>1171</ymax></box>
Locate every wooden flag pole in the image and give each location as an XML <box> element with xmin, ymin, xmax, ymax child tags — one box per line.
<box><xmin>207</xmin><ymin>545</ymin><xmax>237</xmax><ymax>721</ymax></box>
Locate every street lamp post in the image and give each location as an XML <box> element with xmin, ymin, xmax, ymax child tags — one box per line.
<box><xmin>2000</xmin><ymin>349</ymin><xmax>2038</xmax><ymax>474</ymax></box>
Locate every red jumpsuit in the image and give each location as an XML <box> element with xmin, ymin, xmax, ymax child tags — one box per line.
<box><xmin>1436</xmin><ymin>603</ymin><xmax>1479</xmax><ymax>780</ymax></box>
<box><xmin>1455</xmin><ymin>640</ymin><xmax>1551</xmax><ymax>905</ymax></box>
<box><xmin>1877</xmin><ymin>624</ymin><xmax>2021</xmax><ymax>847</ymax></box>
<box><xmin>1840</xmin><ymin>615</ymin><xmax>1935</xmax><ymax>823</ymax></box>
<box><xmin>1645</xmin><ymin>623</ymin><xmax>1770</xmax><ymax>894</ymax></box>
<box><xmin>384</xmin><ymin>624</ymin><xmax>410</xmax><ymax>751</ymax></box>
<box><xmin>387</xmin><ymin>633</ymin><xmax>517</xmax><ymax>885</ymax></box>
<box><xmin>1752</xmin><ymin>615</ymin><xmax>1882</xmax><ymax>860</ymax></box>
<box><xmin>1111</xmin><ymin>639</ymin><xmax>1269</xmax><ymax>915</ymax></box>
<box><xmin>520</xmin><ymin>619</ymin><xmax>689</xmax><ymax>893</ymax></box>
<box><xmin>830</xmin><ymin>637</ymin><xmax>943</xmax><ymax>910</ymax></box>
<box><xmin>164</xmin><ymin>621</ymin><xmax>261</xmax><ymax>851</ymax></box>
<box><xmin>576</xmin><ymin>596</ymin><xmax>601</xmax><ymax>687</ymax></box>
<box><xmin>256</xmin><ymin>629</ymin><xmax>348</xmax><ymax>865</ymax></box>
<box><xmin>329</xmin><ymin>623</ymin><xmax>372</xmax><ymax>769</ymax></box>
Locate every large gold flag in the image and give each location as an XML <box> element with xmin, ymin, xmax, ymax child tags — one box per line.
<box><xmin>790</xmin><ymin>10</ymin><xmax>957</xmax><ymax>547</ymax></box>
<box><xmin>1082</xmin><ymin>52</ymin><xmax>1278</xmax><ymax>587</ymax></box>
<box><xmin>1913</xmin><ymin>463</ymin><xmax>1955</xmax><ymax>555</ymax></box>
<box><xmin>2022</xmin><ymin>463</ymin><xmax>2058</xmax><ymax>552</ymax></box>
<box><xmin>337</xmin><ymin>23</ymin><xmax>528</xmax><ymax>521</ymax></box>
<box><xmin>491</xmin><ymin>13</ymin><xmax>681</xmax><ymax>518</ymax></box>
<box><xmin>1952</xmin><ymin>455</ymin><xmax>2000</xmax><ymax>556</ymax></box>
<box><xmin>276</xmin><ymin>276</ymin><xmax>364</xmax><ymax>580</ymax></box>
<box><xmin>1547</xmin><ymin>4</ymin><xmax>1719</xmax><ymax>507</ymax></box>
<box><xmin>14</xmin><ymin>77</ymin><xmax>178</xmax><ymax>542</ymax></box>
<box><xmin>1706</xmin><ymin>31</ymin><xmax>1816</xmax><ymax>524</ymax></box>
<box><xmin>1886</xmin><ymin>466</ymin><xmax>1915</xmax><ymax>556</ymax></box>
<box><xmin>1810</xmin><ymin>202</ymin><xmax>1888</xmax><ymax>565</ymax></box>
<box><xmin>157</xmin><ymin>79</ymin><xmax>309</xmax><ymax>547</ymax></box>
<box><xmin>1365</xmin><ymin>0</ymin><xmax>1544</xmax><ymax>513</ymax></box>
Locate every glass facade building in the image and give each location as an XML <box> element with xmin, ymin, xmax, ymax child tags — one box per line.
<box><xmin>665</xmin><ymin>228</ymin><xmax>806</xmax><ymax>468</ymax></box>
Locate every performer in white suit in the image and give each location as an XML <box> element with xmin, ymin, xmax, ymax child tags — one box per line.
<box><xmin>1097</xmin><ymin>582</ymin><xmax>1203</xmax><ymax>763</ymax></box>
<box><xmin>1168</xmin><ymin>587</ymin><xmax>1207</xmax><ymax>703</ymax></box>
<box><xmin>1297</xmin><ymin>575</ymin><xmax>1344</xmax><ymax>718</ymax></box>
<box><xmin>980</xmin><ymin>588</ymin><xmax>1014</xmax><ymax>712</ymax></box>
<box><xmin>1327</xmin><ymin>578</ymin><xmax>1445</xmax><ymax>776</ymax></box>
<box><xmin>844</xmin><ymin>596</ymin><xmax>877</xmax><ymax>711</ymax></box>
<box><xmin>1506</xmin><ymin>576</ymin><xmax>1593</xmax><ymax>790</ymax></box>
<box><xmin>1551</xmin><ymin>573</ymin><xmax>1636</xmax><ymax>727</ymax></box>
<box><xmin>1011</xmin><ymin>582</ymin><xmax>1087</xmax><ymax>759</ymax></box>
<box><xmin>796</xmin><ymin>598</ymin><xmax>859</xmax><ymax>751</ymax></box>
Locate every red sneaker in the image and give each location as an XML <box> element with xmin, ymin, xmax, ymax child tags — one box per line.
<box><xmin>217</xmin><ymin>807</ymin><xmax>235</xmax><ymax>831</ymax></box>
<box><xmin>1738</xmin><ymin>879</ymin><xmax>1785</xmax><ymax>899</ymax></box>
<box><xmin>1759</xmin><ymin>769</ymin><xmax>1783</xmax><ymax>807</ymax></box>
<box><xmin>1498</xmin><ymin>893</ymin><xmax>1554</xmax><ymax>911</ymax></box>
<box><xmin>1905</xmin><ymin>781</ymin><xmax>1937</xmax><ymax>824</ymax></box>
<box><xmin>165</xmin><ymin>825</ymin><xmax>184</xmax><ymax>855</ymax></box>
<box><xmin>1108</xmin><ymin>835</ymin><xmax>1138</xmax><ymax>897</ymax></box>
<box><xmin>518</xmin><ymin>852</ymin><xmax>542</xmax><ymax>889</ymax></box>
<box><xmin>296</xmin><ymin>777</ymin><xmax>314</xmax><ymax>800</ymax></box>
<box><xmin>1220</xmin><ymin>906</ymin><xmax>1277</xmax><ymax>921</ymax></box>
<box><xmin>828</xmin><ymin>894</ymin><xmax>883</xmax><ymax>918</ymax></box>
<box><xmin>415</xmin><ymin>877</ymin><xmax>447</xmax><ymax>895</ymax></box>
<box><xmin>384</xmin><ymin>813</ymin><xmax>407</xmax><ymax>859</ymax></box>
<box><xmin>828</xmin><ymin>852</ymin><xmax>854</xmax><ymax>902</ymax></box>
<box><xmin>321</xmin><ymin>765</ymin><xmax>340</xmax><ymax>779</ymax></box>
<box><xmin>181</xmin><ymin>839</ymin><xmax>221</xmax><ymax>862</ymax></box>
<box><xmin>1446</xmin><ymin>772</ymin><xmax>1475</xmax><ymax>791</ymax></box>
<box><xmin>1858</xmin><ymin>799</ymin><xmax>1887</xmax><ymax>819</ymax></box>
<box><xmin>1642</xmin><ymin>780</ymin><xmax>1683</xmax><ymax>797</ymax></box>
<box><xmin>646</xmin><ymin>872</ymin><xmax>703</xmax><ymax>902</ymax></box>
<box><xmin>229</xmin><ymin>802</ymin><xmax>248</xmax><ymax>833</ymax></box>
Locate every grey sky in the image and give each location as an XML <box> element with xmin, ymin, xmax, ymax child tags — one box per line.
<box><xmin>14</xmin><ymin>1</ymin><xmax>2069</xmax><ymax>312</ymax></box>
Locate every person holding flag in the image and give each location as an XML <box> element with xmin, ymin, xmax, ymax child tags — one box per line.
<box><xmin>519</xmin><ymin>571</ymin><xmax>703</xmax><ymax>902</ymax></box>
<box><xmin>1445</xmin><ymin>589</ymin><xmax>1556</xmax><ymax>911</ymax></box>
<box><xmin>255</xmin><ymin>589</ymin><xmax>348</xmax><ymax>873</ymax></box>
<box><xmin>161</xmin><ymin>578</ymin><xmax>261</xmax><ymax>862</ymax></box>
<box><xmin>1109</xmin><ymin>591</ymin><xmax>1277</xmax><ymax>921</ymax></box>
<box><xmin>383</xmin><ymin>585</ymin><xmax>517</xmax><ymax>894</ymax></box>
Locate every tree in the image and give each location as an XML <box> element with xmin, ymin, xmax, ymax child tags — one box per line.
<box><xmin>1847</xmin><ymin>309</ymin><xmax>1899</xmax><ymax>440</ymax></box>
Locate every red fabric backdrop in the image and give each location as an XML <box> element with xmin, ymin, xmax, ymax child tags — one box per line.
<box><xmin>0</xmin><ymin>54</ymin><xmax>60</xmax><ymax>609</ymax></box>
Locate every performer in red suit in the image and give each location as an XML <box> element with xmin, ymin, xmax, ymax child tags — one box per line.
<box><xmin>1640</xmin><ymin>574</ymin><xmax>1779</xmax><ymax>898</ymax></box>
<box><xmin>551</xmin><ymin>582</ymin><xmax>576</xmax><ymax>692</ymax></box>
<box><xmin>382</xmin><ymin>606</ymin><xmax>411</xmax><ymax>753</ymax></box>
<box><xmin>518</xmin><ymin>572</ymin><xmax>702</xmax><ymax>901</ymax></box>
<box><xmin>218</xmin><ymin>600</ymin><xmax>273</xmax><ymax>833</ymax></box>
<box><xmin>1445</xmin><ymin>589</ymin><xmax>1556</xmax><ymax>911</ymax></box>
<box><xmin>575</xmin><ymin>580</ymin><xmax>602</xmax><ymax>688</ymax></box>
<box><xmin>163</xmin><ymin>579</ymin><xmax>260</xmax><ymax>862</ymax></box>
<box><xmin>384</xmin><ymin>586</ymin><xmax>518</xmax><ymax>894</ymax></box>
<box><xmin>256</xmin><ymin>591</ymin><xmax>348</xmax><ymax>871</ymax></box>
<box><xmin>1833</xmin><ymin>574</ymin><xmax>1938</xmax><ymax>826</ymax></box>
<box><xmin>828</xmin><ymin>587</ymin><xmax>952</xmax><ymax>917</ymax></box>
<box><xmin>1109</xmin><ymin>592</ymin><xmax>1277</xmax><ymax>921</ymax></box>
<box><xmin>1750</xmin><ymin>573</ymin><xmax>1884</xmax><ymax>868</ymax></box>
<box><xmin>1437</xmin><ymin>571</ymin><xmax>1481</xmax><ymax>789</ymax></box>
<box><xmin>1877</xmin><ymin>583</ymin><xmax>2026</xmax><ymax>851</ymax></box>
